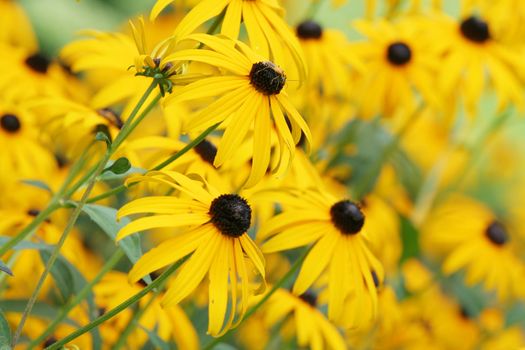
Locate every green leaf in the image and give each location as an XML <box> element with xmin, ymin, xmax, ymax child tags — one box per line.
<box><xmin>0</xmin><ymin>260</ymin><xmax>13</xmax><ymax>276</ymax></box>
<box><xmin>103</xmin><ymin>157</ymin><xmax>131</xmax><ymax>175</ymax></box>
<box><xmin>98</xmin><ymin>164</ymin><xmax>145</xmax><ymax>182</ymax></box>
<box><xmin>0</xmin><ymin>236</ymin><xmax>53</xmax><ymax>251</ymax></box>
<box><xmin>81</xmin><ymin>204</ymin><xmax>150</xmax><ymax>284</ymax></box>
<box><xmin>38</xmin><ymin>251</ymin><xmax>102</xmax><ymax>349</ymax></box>
<box><xmin>39</xmin><ymin>251</ymin><xmax>79</xmax><ymax>302</ymax></box>
<box><xmin>20</xmin><ymin>179</ymin><xmax>53</xmax><ymax>193</ymax></box>
<box><xmin>0</xmin><ymin>308</ymin><xmax>11</xmax><ymax>348</ymax></box>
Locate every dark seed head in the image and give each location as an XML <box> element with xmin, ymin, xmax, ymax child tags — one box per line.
<box><xmin>460</xmin><ymin>16</ymin><xmax>490</xmax><ymax>43</ymax></box>
<box><xmin>27</xmin><ymin>209</ymin><xmax>40</xmax><ymax>217</ymax></box>
<box><xmin>371</xmin><ymin>270</ymin><xmax>380</xmax><ymax>288</ymax></box>
<box><xmin>386</xmin><ymin>42</ymin><xmax>412</xmax><ymax>66</ymax></box>
<box><xmin>485</xmin><ymin>221</ymin><xmax>508</xmax><ymax>246</ymax></box>
<box><xmin>0</xmin><ymin>114</ymin><xmax>21</xmax><ymax>133</ymax></box>
<box><xmin>330</xmin><ymin>200</ymin><xmax>365</xmax><ymax>235</ymax></box>
<box><xmin>43</xmin><ymin>337</ymin><xmax>57</xmax><ymax>347</ymax></box>
<box><xmin>209</xmin><ymin>194</ymin><xmax>251</xmax><ymax>237</ymax></box>
<box><xmin>249</xmin><ymin>61</ymin><xmax>286</xmax><ymax>95</ymax></box>
<box><xmin>25</xmin><ymin>53</ymin><xmax>50</xmax><ymax>74</ymax></box>
<box><xmin>194</xmin><ymin>139</ymin><xmax>217</xmax><ymax>165</ymax></box>
<box><xmin>297</xmin><ymin>20</ymin><xmax>323</xmax><ymax>40</ymax></box>
<box><xmin>97</xmin><ymin>108</ymin><xmax>123</xmax><ymax>129</ymax></box>
<box><xmin>299</xmin><ymin>291</ymin><xmax>317</xmax><ymax>307</ymax></box>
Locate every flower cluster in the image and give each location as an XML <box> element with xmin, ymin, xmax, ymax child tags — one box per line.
<box><xmin>0</xmin><ymin>0</ymin><xmax>525</xmax><ymax>349</ymax></box>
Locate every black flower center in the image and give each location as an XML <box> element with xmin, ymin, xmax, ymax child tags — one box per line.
<box><xmin>371</xmin><ymin>270</ymin><xmax>380</xmax><ymax>287</ymax></box>
<box><xmin>0</xmin><ymin>114</ymin><xmax>21</xmax><ymax>133</ymax></box>
<box><xmin>330</xmin><ymin>200</ymin><xmax>365</xmax><ymax>235</ymax></box>
<box><xmin>194</xmin><ymin>139</ymin><xmax>217</xmax><ymax>165</ymax></box>
<box><xmin>386</xmin><ymin>42</ymin><xmax>412</xmax><ymax>66</ymax></box>
<box><xmin>249</xmin><ymin>61</ymin><xmax>286</xmax><ymax>95</ymax></box>
<box><xmin>209</xmin><ymin>194</ymin><xmax>251</xmax><ymax>237</ymax></box>
<box><xmin>299</xmin><ymin>291</ymin><xmax>317</xmax><ymax>307</ymax></box>
<box><xmin>43</xmin><ymin>337</ymin><xmax>57</xmax><ymax>347</ymax></box>
<box><xmin>27</xmin><ymin>209</ymin><xmax>40</xmax><ymax>217</ymax></box>
<box><xmin>297</xmin><ymin>20</ymin><xmax>323</xmax><ymax>39</ymax></box>
<box><xmin>460</xmin><ymin>16</ymin><xmax>490</xmax><ymax>43</ymax></box>
<box><xmin>25</xmin><ymin>53</ymin><xmax>50</xmax><ymax>74</ymax></box>
<box><xmin>485</xmin><ymin>221</ymin><xmax>508</xmax><ymax>246</ymax></box>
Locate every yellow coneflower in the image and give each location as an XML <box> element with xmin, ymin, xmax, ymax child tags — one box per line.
<box><xmin>95</xmin><ymin>271</ymin><xmax>199</xmax><ymax>349</ymax></box>
<box><xmin>259</xmin><ymin>187</ymin><xmax>383</xmax><ymax>326</ymax></box>
<box><xmin>0</xmin><ymin>103</ymin><xmax>55</xmax><ymax>179</ymax></box>
<box><xmin>351</xmin><ymin>18</ymin><xmax>440</xmax><ymax>119</ymax></box>
<box><xmin>258</xmin><ymin>288</ymin><xmax>346</xmax><ymax>350</ymax></box>
<box><xmin>431</xmin><ymin>13</ymin><xmax>525</xmax><ymax>114</ymax></box>
<box><xmin>163</xmin><ymin>34</ymin><xmax>312</xmax><ymax>187</ymax></box>
<box><xmin>422</xmin><ymin>194</ymin><xmax>525</xmax><ymax>300</ymax></box>
<box><xmin>116</xmin><ymin>170</ymin><xmax>266</xmax><ymax>336</ymax></box>
<box><xmin>151</xmin><ymin>0</ymin><xmax>306</xmax><ymax>79</ymax></box>
<box><xmin>294</xmin><ymin>20</ymin><xmax>362</xmax><ymax>98</ymax></box>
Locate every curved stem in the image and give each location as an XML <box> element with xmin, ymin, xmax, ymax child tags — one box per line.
<box><xmin>86</xmin><ymin>122</ymin><xmax>220</xmax><ymax>204</ymax></box>
<box><xmin>203</xmin><ymin>246</ymin><xmax>312</xmax><ymax>350</ymax></box>
<box><xmin>46</xmin><ymin>258</ymin><xmax>186</xmax><ymax>350</ymax></box>
<box><xmin>27</xmin><ymin>249</ymin><xmax>125</xmax><ymax>348</ymax></box>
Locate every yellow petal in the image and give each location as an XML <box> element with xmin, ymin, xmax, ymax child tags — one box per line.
<box><xmin>208</xmin><ymin>236</ymin><xmax>230</xmax><ymax>335</ymax></box>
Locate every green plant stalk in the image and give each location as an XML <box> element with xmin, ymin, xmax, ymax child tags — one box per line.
<box><xmin>27</xmin><ymin>249</ymin><xmax>125</xmax><ymax>349</ymax></box>
<box><xmin>203</xmin><ymin>246</ymin><xmax>312</xmax><ymax>350</ymax></box>
<box><xmin>46</xmin><ymin>258</ymin><xmax>186</xmax><ymax>350</ymax></box>
<box><xmin>112</xmin><ymin>289</ymin><xmax>158</xmax><ymax>350</ymax></box>
<box><xmin>86</xmin><ymin>122</ymin><xmax>220</xmax><ymax>204</ymax></box>
<box><xmin>12</xmin><ymin>149</ymin><xmax>113</xmax><ymax>347</ymax></box>
<box><xmin>0</xmin><ymin>143</ymin><xmax>95</xmax><ymax>257</ymax></box>
<box><xmin>12</xmin><ymin>81</ymin><xmax>160</xmax><ymax>347</ymax></box>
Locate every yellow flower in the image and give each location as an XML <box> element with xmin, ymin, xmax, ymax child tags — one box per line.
<box><xmin>0</xmin><ymin>0</ymin><xmax>38</xmax><ymax>50</ymax></box>
<box><xmin>431</xmin><ymin>13</ymin><xmax>525</xmax><ymax>114</ymax></box>
<box><xmin>116</xmin><ymin>170</ymin><xmax>266</xmax><ymax>336</ymax></box>
<box><xmin>151</xmin><ymin>0</ymin><xmax>306</xmax><ymax>79</ymax></box>
<box><xmin>260</xmin><ymin>188</ymin><xmax>383</xmax><ymax>326</ymax></box>
<box><xmin>422</xmin><ymin>194</ymin><xmax>525</xmax><ymax>300</ymax></box>
<box><xmin>260</xmin><ymin>288</ymin><xmax>346</xmax><ymax>350</ymax></box>
<box><xmin>295</xmin><ymin>20</ymin><xmax>362</xmax><ymax>98</ymax></box>
<box><xmin>351</xmin><ymin>17</ymin><xmax>440</xmax><ymax>118</ymax></box>
<box><xmin>163</xmin><ymin>34</ymin><xmax>312</xmax><ymax>187</ymax></box>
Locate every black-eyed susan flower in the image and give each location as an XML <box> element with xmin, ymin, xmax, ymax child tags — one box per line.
<box><xmin>116</xmin><ymin>170</ymin><xmax>265</xmax><ymax>336</ymax></box>
<box><xmin>431</xmin><ymin>13</ymin><xmax>525</xmax><ymax>114</ymax></box>
<box><xmin>255</xmin><ymin>288</ymin><xmax>346</xmax><ymax>350</ymax></box>
<box><xmin>422</xmin><ymin>194</ymin><xmax>525</xmax><ymax>300</ymax></box>
<box><xmin>259</xmin><ymin>188</ymin><xmax>383</xmax><ymax>326</ymax></box>
<box><xmin>351</xmin><ymin>18</ymin><xmax>440</xmax><ymax>118</ymax></box>
<box><xmin>151</xmin><ymin>0</ymin><xmax>306</xmax><ymax>79</ymax></box>
<box><xmin>295</xmin><ymin>20</ymin><xmax>362</xmax><ymax>98</ymax></box>
<box><xmin>163</xmin><ymin>34</ymin><xmax>312</xmax><ymax>187</ymax></box>
<box><xmin>0</xmin><ymin>102</ymin><xmax>55</xmax><ymax>179</ymax></box>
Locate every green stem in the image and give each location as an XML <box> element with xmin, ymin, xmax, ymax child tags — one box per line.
<box><xmin>152</xmin><ymin>123</ymin><xmax>220</xmax><ymax>170</ymax></box>
<box><xmin>27</xmin><ymin>249</ymin><xmax>125</xmax><ymax>349</ymax></box>
<box><xmin>46</xmin><ymin>258</ymin><xmax>186</xmax><ymax>350</ymax></box>
<box><xmin>203</xmin><ymin>246</ymin><xmax>312</xmax><ymax>350</ymax></box>
<box><xmin>12</xmin><ymin>151</ymin><xmax>112</xmax><ymax>347</ymax></box>
<box><xmin>0</xmin><ymin>202</ymin><xmax>60</xmax><ymax>257</ymax></box>
<box><xmin>12</xmin><ymin>81</ymin><xmax>160</xmax><ymax>347</ymax></box>
<box><xmin>112</xmin><ymin>290</ymin><xmax>158</xmax><ymax>350</ymax></box>
<box><xmin>86</xmin><ymin>122</ymin><xmax>220</xmax><ymax>204</ymax></box>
